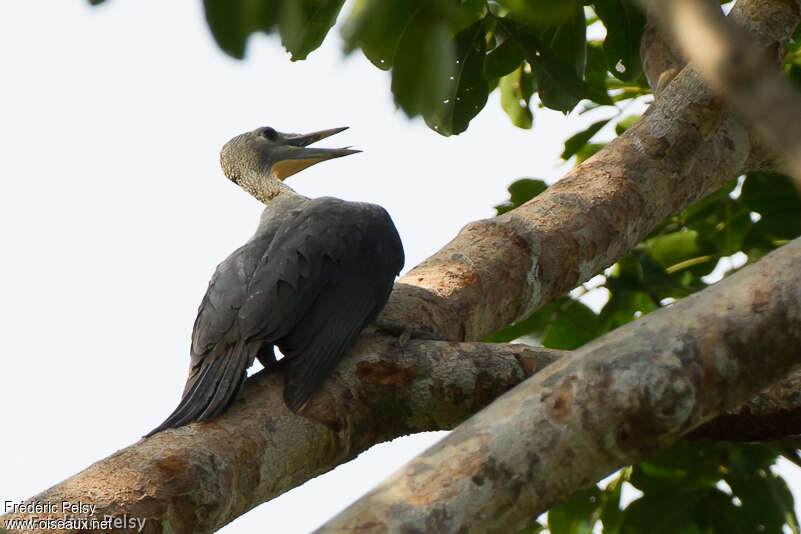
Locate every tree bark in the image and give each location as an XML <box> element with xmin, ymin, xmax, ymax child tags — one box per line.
<box><xmin>640</xmin><ymin>0</ymin><xmax>801</xmax><ymax>186</ymax></box>
<box><xmin>0</xmin><ymin>341</ymin><xmax>562</xmax><ymax>534</ymax></box>
<box><xmin>2</xmin><ymin>0</ymin><xmax>799</xmax><ymax>532</ymax></box>
<box><xmin>689</xmin><ymin>369</ymin><xmax>801</xmax><ymax>441</ymax></box>
<box><xmin>317</xmin><ymin>236</ymin><xmax>801</xmax><ymax>534</ymax></box>
<box><xmin>380</xmin><ymin>0</ymin><xmax>798</xmax><ymax>342</ymax></box>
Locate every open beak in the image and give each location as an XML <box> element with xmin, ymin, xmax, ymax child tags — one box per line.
<box><xmin>272</xmin><ymin>127</ymin><xmax>360</xmax><ymax>181</ymax></box>
<box><xmin>285</xmin><ymin>126</ymin><xmax>350</xmax><ymax>147</ymax></box>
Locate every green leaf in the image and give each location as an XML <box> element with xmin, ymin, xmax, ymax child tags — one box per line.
<box><xmin>203</xmin><ymin>0</ymin><xmax>282</xmax><ymax>59</ymax></box>
<box><xmin>425</xmin><ymin>19</ymin><xmax>490</xmax><ymax>136</ymax></box>
<box><xmin>619</xmin><ymin>492</ymin><xmax>703</xmax><ymax>534</ymax></box>
<box><xmin>779</xmin><ymin>446</ymin><xmax>801</xmax><ymax>470</ymax></box>
<box><xmin>501</xmin><ymin>0</ymin><xmax>584</xmax><ymax>27</ymax></box>
<box><xmin>532</xmin><ymin>42</ymin><xmax>585</xmax><ymax>112</ymax></box>
<box><xmin>630</xmin><ymin>441</ymin><xmax>723</xmax><ymax>496</ymax></box>
<box><xmin>499</xmin><ymin>66</ymin><xmax>535</xmax><ymax>129</ymax></box>
<box><xmin>530</xmin><ymin>7</ymin><xmax>587</xmax><ymax>113</ymax></box>
<box><xmin>493</xmin><ymin>17</ymin><xmax>584</xmax><ymax>112</ymax></box>
<box><xmin>343</xmin><ymin>0</ymin><xmax>479</xmax><ymax>69</ymax></box>
<box><xmin>694</xmin><ymin>490</ymin><xmax>753</xmax><ymax>534</ymax></box>
<box><xmin>599</xmin><ymin>470</ymin><xmax>626</xmax><ymax>534</ymax></box>
<box><xmin>341</xmin><ymin>0</ymin><xmax>423</xmax><ymax>70</ymax></box>
<box><xmin>740</xmin><ymin>172</ymin><xmax>801</xmax><ymax>214</ymax></box>
<box><xmin>518</xmin><ymin>522</ymin><xmax>546</xmax><ymax>534</ymax></box>
<box><xmin>484</xmin><ymin>297</ymin><xmax>566</xmax><ymax>342</ymax></box>
<box><xmin>548</xmin><ymin>487</ymin><xmax>602</xmax><ymax>534</ymax></box>
<box><xmin>561</xmin><ymin>119</ymin><xmax>609</xmax><ymax>160</ymax></box>
<box><xmin>541</xmin><ymin>299</ymin><xmax>599</xmax><ymax>349</ymax></box>
<box><xmin>494</xmin><ymin>178</ymin><xmax>548</xmax><ymax>215</ymax></box>
<box><xmin>783</xmin><ymin>40</ymin><xmax>801</xmax><ymax>90</ymax></box>
<box><xmin>614</xmin><ymin>114</ymin><xmax>639</xmax><ymax>135</ymax></box>
<box><xmin>724</xmin><ymin>446</ymin><xmax>799</xmax><ymax>534</ymax></box>
<box><xmin>787</xmin><ymin>63</ymin><xmax>801</xmax><ymax>91</ymax></box>
<box><xmin>459</xmin><ymin>0</ymin><xmax>487</xmax><ymax>20</ymax></box>
<box><xmin>598</xmin><ymin>290</ymin><xmax>657</xmax><ymax>334</ymax></box>
<box><xmin>606</xmin><ymin>253</ymin><xmax>693</xmax><ymax>302</ymax></box>
<box><xmin>649</xmin><ymin>230</ymin><xmax>716</xmax><ymax>276</ymax></box>
<box><xmin>88</xmin><ymin>0</ymin><xmax>107</xmax><ymax>4</ymax></box>
<box><xmin>741</xmin><ymin>172</ymin><xmax>801</xmax><ymax>242</ymax></box>
<box><xmin>575</xmin><ymin>142</ymin><xmax>605</xmax><ymax>164</ymax></box>
<box><xmin>584</xmin><ymin>41</ymin><xmax>614</xmax><ymax>105</ymax></box>
<box><xmin>681</xmin><ymin>183</ymin><xmax>752</xmax><ymax>256</ymax></box>
<box><xmin>391</xmin><ymin>10</ymin><xmax>454</xmax><ymax>119</ymax></box>
<box><xmin>593</xmin><ymin>0</ymin><xmax>646</xmax><ymax>81</ymax></box>
<box><xmin>485</xmin><ymin>37</ymin><xmax>526</xmax><ymax>79</ymax></box>
<box><xmin>540</xmin><ymin>5</ymin><xmax>586</xmax><ymax>81</ymax></box>
<box><xmin>280</xmin><ymin>0</ymin><xmax>346</xmax><ymax>60</ymax></box>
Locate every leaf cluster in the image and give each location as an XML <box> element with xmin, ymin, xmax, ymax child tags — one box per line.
<box><xmin>91</xmin><ymin>0</ymin><xmax>649</xmax><ymax>136</ymax></box>
<box><xmin>524</xmin><ymin>442</ymin><xmax>800</xmax><ymax>534</ymax></box>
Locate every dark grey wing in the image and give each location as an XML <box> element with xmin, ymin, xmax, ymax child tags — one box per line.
<box><xmin>240</xmin><ymin>198</ymin><xmax>404</xmax><ymax>410</ymax></box>
<box><xmin>145</xmin><ymin>236</ymin><xmax>271</xmax><ymax>436</ymax></box>
<box><xmin>190</xmin><ymin>238</ymin><xmax>268</xmax><ymax>359</ymax></box>
<box><xmin>146</xmin><ymin>197</ymin><xmax>403</xmax><ymax>435</ymax></box>
<box><xmin>279</xmin><ymin>264</ymin><xmax>394</xmax><ymax>410</ymax></box>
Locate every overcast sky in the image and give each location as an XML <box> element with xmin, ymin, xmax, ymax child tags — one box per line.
<box><xmin>2</xmin><ymin>1</ymin><xmax>799</xmax><ymax>532</ymax></box>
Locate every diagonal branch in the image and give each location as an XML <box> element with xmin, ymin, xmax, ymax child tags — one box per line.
<box><xmin>0</xmin><ymin>341</ymin><xmax>562</xmax><ymax>534</ymax></box>
<box><xmin>641</xmin><ymin>18</ymin><xmax>684</xmax><ymax>96</ymax></box>
<box><xmin>317</xmin><ymin>236</ymin><xmax>801</xmax><ymax>534</ymax></box>
<box><xmin>380</xmin><ymin>0</ymin><xmax>799</xmax><ymax>342</ymax></box>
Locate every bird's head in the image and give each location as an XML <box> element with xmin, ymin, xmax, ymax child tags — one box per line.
<box><xmin>220</xmin><ymin>126</ymin><xmax>359</xmax><ymax>203</ymax></box>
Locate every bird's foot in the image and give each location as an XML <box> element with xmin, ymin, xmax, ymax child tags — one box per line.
<box><xmin>371</xmin><ymin>320</ymin><xmax>446</xmax><ymax>348</ymax></box>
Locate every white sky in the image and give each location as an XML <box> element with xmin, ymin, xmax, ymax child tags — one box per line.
<box><xmin>1</xmin><ymin>1</ymin><xmax>799</xmax><ymax>533</ymax></box>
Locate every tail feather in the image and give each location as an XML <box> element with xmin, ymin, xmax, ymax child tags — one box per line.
<box><xmin>281</xmin><ymin>329</ymin><xmax>358</xmax><ymax>412</ymax></box>
<box><xmin>198</xmin><ymin>343</ymin><xmax>250</xmax><ymax>420</ymax></box>
<box><xmin>144</xmin><ymin>343</ymin><xmax>250</xmax><ymax>437</ymax></box>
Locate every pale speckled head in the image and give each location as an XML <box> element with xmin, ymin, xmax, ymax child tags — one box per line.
<box><xmin>219</xmin><ymin>126</ymin><xmax>360</xmax><ymax>203</ymax></box>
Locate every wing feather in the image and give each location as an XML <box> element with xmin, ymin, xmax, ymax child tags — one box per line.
<box><xmin>148</xmin><ymin>196</ymin><xmax>403</xmax><ymax>434</ymax></box>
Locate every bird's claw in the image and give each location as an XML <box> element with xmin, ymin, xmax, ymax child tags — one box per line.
<box><xmin>371</xmin><ymin>319</ymin><xmax>446</xmax><ymax>348</ymax></box>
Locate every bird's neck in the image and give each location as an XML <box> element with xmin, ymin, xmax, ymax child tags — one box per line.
<box><xmin>240</xmin><ymin>171</ymin><xmax>297</xmax><ymax>204</ymax></box>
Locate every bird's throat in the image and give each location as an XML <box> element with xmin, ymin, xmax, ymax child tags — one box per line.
<box><xmin>245</xmin><ymin>175</ymin><xmax>296</xmax><ymax>205</ymax></box>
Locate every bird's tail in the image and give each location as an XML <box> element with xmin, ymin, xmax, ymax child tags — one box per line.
<box><xmin>144</xmin><ymin>342</ymin><xmax>251</xmax><ymax>437</ymax></box>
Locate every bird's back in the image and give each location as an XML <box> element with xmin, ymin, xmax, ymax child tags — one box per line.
<box><xmin>146</xmin><ymin>194</ymin><xmax>403</xmax><ymax>435</ymax></box>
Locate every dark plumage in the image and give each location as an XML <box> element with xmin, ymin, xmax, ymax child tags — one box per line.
<box><xmin>146</xmin><ymin>126</ymin><xmax>403</xmax><ymax>436</ymax></box>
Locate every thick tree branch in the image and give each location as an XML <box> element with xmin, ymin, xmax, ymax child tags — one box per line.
<box><xmin>380</xmin><ymin>0</ymin><xmax>800</xmax><ymax>342</ymax></box>
<box><xmin>641</xmin><ymin>0</ymin><xmax>801</xmax><ymax>186</ymax></box>
<box><xmin>0</xmin><ymin>341</ymin><xmax>561</xmax><ymax>534</ymax></box>
<box><xmin>318</xmin><ymin>236</ymin><xmax>801</xmax><ymax>534</ymax></box>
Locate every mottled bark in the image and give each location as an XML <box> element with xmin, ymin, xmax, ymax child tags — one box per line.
<box><xmin>0</xmin><ymin>341</ymin><xmax>561</xmax><ymax>534</ymax></box>
<box><xmin>318</xmin><ymin>237</ymin><xmax>801</xmax><ymax>534</ymax></box>
<box><xmin>641</xmin><ymin>19</ymin><xmax>684</xmax><ymax>96</ymax></box>
<box><xmin>691</xmin><ymin>369</ymin><xmax>801</xmax><ymax>441</ymax></box>
<box><xmin>641</xmin><ymin>0</ymin><xmax>801</xmax><ymax>185</ymax></box>
<box><xmin>380</xmin><ymin>0</ymin><xmax>799</xmax><ymax>342</ymax></box>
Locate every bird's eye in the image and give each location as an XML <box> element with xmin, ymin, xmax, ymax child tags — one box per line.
<box><xmin>260</xmin><ymin>127</ymin><xmax>278</xmax><ymax>141</ymax></box>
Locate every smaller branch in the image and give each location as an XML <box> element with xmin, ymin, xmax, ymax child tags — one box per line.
<box><xmin>641</xmin><ymin>0</ymin><xmax>801</xmax><ymax>187</ymax></box>
<box><xmin>640</xmin><ymin>19</ymin><xmax>685</xmax><ymax>96</ymax></box>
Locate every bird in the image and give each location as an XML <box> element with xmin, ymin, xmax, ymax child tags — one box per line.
<box><xmin>145</xmin><ymin>126</ymin><xmax>404</xmax><ymax>436</ymax></box>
